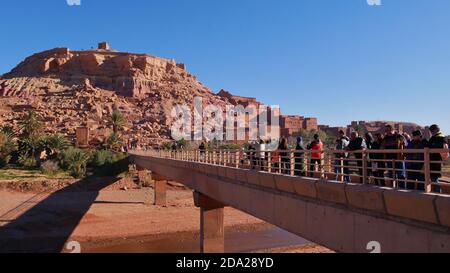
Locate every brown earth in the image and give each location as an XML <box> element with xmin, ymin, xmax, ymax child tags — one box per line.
<box><xmin>0</xmin><ymin>185</ymin><xmax>331</xmax><ymax>253</ymax></box>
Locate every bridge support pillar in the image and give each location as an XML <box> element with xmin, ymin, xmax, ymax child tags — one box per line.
<box><xmin>193</xmin><ymin>191</ymin><xmax>225</xmax><ymax>253</ymax></box>
<box><xmin>154</xmin><ymin>180</ymin><xmax>167</xmax><ymax>207</ymax></box>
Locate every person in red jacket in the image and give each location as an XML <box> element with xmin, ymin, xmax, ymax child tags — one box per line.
<box><xmin>307</xmin><ymin>134</ymin><xmax>324</xmax><ymax>177</ymax></box>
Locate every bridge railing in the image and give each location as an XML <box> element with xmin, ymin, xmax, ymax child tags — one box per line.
<box><xmin>133</xmin><ymin>148</ymin><xmax>450</xmax><ymax>194</ymax></box>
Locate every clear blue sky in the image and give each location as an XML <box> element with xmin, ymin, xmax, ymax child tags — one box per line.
<box><xmin>1</xmin><ymin>0</ymin><xmax>449</xmax><ymax>134</ymax></box>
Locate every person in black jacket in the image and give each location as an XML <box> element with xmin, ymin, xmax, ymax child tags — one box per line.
<box><xmin>371</xmin><ymin>133</ymin><xmax>385</xmax><ymax>186</ymax></box>
<box><xmin>428</xmin><ymin>124</ymin><xmax>448</xmax><ymax>192</ymax></box>
<box><xmin>294</xmin><ymin>137</ymin><xmax>305</xmax><ymax>176</ymax></box>
<box><xmin>346</xmin><ymin>132</ymin><xmax>367</xmax><ymax>183</ymax></box>
<box><xmin>405</xmin><ymin>130</ymin><xmax>428</xmax><ymax>190</ymax></box>
<box><xmin>199</xmin><ymin>142</ymin><xmax>206</xmax><ymax>161</ymax></box>
<box><xmin>364</xmin><ymin>133</ymin><xmax>375</xmax><ymax>179</ymax></box>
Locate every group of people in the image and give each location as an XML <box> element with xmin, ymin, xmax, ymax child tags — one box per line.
<box><xmin>332</xmin><ymin>124</ymin><xmax>448</xmax><ymax>190</ymax></box>
<box><xmin>237</xmin><ymin>124</ymin><xmax>448</xmax><ymax>192</ymax></box>
<box><xmin>192</xmin><ymin>124</ymin><xmax>448</xmax><ymax>192</ymax></box>
<box><xmin>292</xmin><ymin>124</ymin><xmax>448</xmax><ymax>192</ymax></box>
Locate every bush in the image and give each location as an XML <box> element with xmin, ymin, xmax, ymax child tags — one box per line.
<box><xmin>105</xmin><ymin>132</ymin><xmax>123</xmax><ymax>152</ymax></box>
<box><xmin>17</xmin><ymin>154</ymin><xmax>37</xmax><ymax>168</ymax></box>
<box><xmin>40</xmin><ymin>160</ymin><xmax>59</xmax><ymax>175</ymax></box>
<box><xmin>93</xmin><ymin>154</ymin><xmax>130</xmax><ymax>177</ymax></box>
<box><xmin>58</xmin><ymin>147</ymin><xmax>90</xmax><ymax>178</ymax></box>
<box><xmin>90</xmin><ymin>150</ymin><xmax>114</xmax><ymax>167</ymax></box>
<box><xmin>0</xmin><ymin>130</ymin><xmax>16</xmax><ymax>167</ymax></box>
<box><xmin>0</xmin><ymin>155</ymin><xmax>11</xmax><ymax>168</ymax></box>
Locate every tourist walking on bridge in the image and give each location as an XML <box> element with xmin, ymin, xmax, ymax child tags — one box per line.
<box><xmin>334</xmin><ymin>130</ymin><xmax>349</xmax><ymax>182</ymax></box>
<box><xmin>371</xmin><ymin>133</ymin><xmax>385</xmax><ymax>186</ymax></box>
<box><xmin>382</xmin><ymin>125</ymin><xmax>405</xmax><ymax>186</ymax></box>
<box><xmin>248</xmin><ymin>141</ymin><xmax>257</xmax><ymax>170</ymax></box>
<box><xmin>307</xmin><ymin>134</ymin><xmax>323</xmax><ymax>178</ymax></box>
<box><xmin>279</xmin><ymin>138</ymin><xmax>290</xmax><ymax>174</ymax></box>
<box><xmin>346</xmin><ymin>132</ymin><xmax>367</xmax><ymax>183</ymax></box>
<box><xmin>428</xmin><ymin>124</ymin><xmax>449</xmax><ymax>192</ymax></box>
<box><xmin>199</xmin><ymin>141</ymin><xmax>206</xmax><ymax>162</ymax></box>
<box><xmin>256</xmin><ymin>139</ymin><xmax>266</xmax><ymax>171</ymax></box>
<box><xmin>294</xmin><ymin>137</ymin><xmax>306</xmax><ymax>176</ymax></box>
<box><xmin>364</xmin><ymin>133</ymin><xmax>375</xmax><ymax>181</ymax></box>
<box><xmin>405</xmin><ymin>130</ymin><xmax>428</xmax><ymax>190</ymax></box>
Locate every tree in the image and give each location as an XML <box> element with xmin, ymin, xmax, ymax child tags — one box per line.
<box><xmin>42</xmin><ymin>134</ymin><xmax>69</xmax><ymax>159</ymax></box>
<box><xmin>110</xmin><ymin>110</ymin><xmax>125</xmax><ymax>134</ymax></box>
<box><xmin>0</xmin><ymin>130</ymin><xmax>16</xmax><ymax>168</ymax></box>
<box><xmin>19</xmin><ymin>110</ymin><xmax>44</xmax><ymax>138</ymax></box>
<box><xmin>293</xmin><ymin>129</ymin><xmax>336</xmax><ymax>148</ymax></box>
<box><xmin>58</xmin><ymin>147</ymin><xmax>90</xmax><ymax>178</ymax></box>
<box><xmin>177</xmin><ymin>138</ymin><xmax>187</xmax><ymax>150</ymax></box>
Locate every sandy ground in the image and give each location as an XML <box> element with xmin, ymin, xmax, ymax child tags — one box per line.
<box><xmin>0</xmin><ymin>187</ymin><xmax>331</xmax><ymax>253</ymax></box>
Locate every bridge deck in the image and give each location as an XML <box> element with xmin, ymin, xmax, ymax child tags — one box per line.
<box><xmin>131</xmin><ymin>150</ymin><xmax>450</xmax><ymax>253</ymax></box>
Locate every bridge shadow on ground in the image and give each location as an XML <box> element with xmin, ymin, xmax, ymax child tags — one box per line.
<box><xmin>0</xmin><ymin>157</ymin><xmax>131</xmax><ymax>253</ymax></box>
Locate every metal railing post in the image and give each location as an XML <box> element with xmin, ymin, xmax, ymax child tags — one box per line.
<box><xmin>362</xmin><ymin>150</ymin><xmax>368</xmax><ymax>184</ymax></box>
<box><xmin>268</xmin><ymin>152</ymin><xmax>272</xmax><ymax>173</ymax></box>
<box><xmin>290</xmin><ymin>151</ymin><xmax>294</xmax><ymax>176</ymax></box>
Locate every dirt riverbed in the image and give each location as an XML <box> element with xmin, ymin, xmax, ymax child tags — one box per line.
<box><xmin>0</xmin><ymin>181</ymin><xmax>332</xmax><ymax>253</ymax></box>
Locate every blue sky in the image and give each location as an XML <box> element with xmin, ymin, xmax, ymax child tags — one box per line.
<box><xmin>1</xmin><ymin>0</ymin><xmax>449</xmax><ymax>133</ymax></box>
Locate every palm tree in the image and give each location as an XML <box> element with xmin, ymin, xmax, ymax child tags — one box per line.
<box><xmin>0</xmin><ymin>130</ymin><xmax>16</xmax><ymax>167</ymax></box>
<box><xmin>43</xmin><ymin>134</ymin><xmax>69</xmax><ymax>159</ymax></box>
<box><xmin>19</xmin><ymin>110</ymin><xmax>44</xmax><ymax>138</ymax></box>
<box><xmin>59</xmin><ymin>147</ymin><xmax>90</xmax><ymax>178</ymax></box>
<box><xmin>110</xmin><ymin>110</ymin><xmax>125</xmax><ymax>134</ymax></box>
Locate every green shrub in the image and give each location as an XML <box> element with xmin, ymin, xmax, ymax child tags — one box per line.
<box><xmin>0</xmin><ymin>130</ymin><xmax>16</xmax><ymax>167</ymax></box>
<box><xmin>90</xmin><ymin>150</ymin><xmax>114</xmax><ymax>167</ymax></box>
<box><xmin>93</xmin><ymin>155</ymin><xmax>130</xmax><ymax>177</ymax></box>
<box><xmin>0</xmin><ymin>155</ymin><xmax>11</xmax><ymax>168</ymax></box>
<box><xmin>17</xmin><ymin>154</ymin><xmax>38</xmax><ymax>168</ymax></box>
<box><xmin>40</xmin><ymin>160</ymin><xmax>59</xmax><ymax>175</ymax></box>
<box><xmin>105</xmin><ymin>133</ymin><xmax>123</xmax><ymax>152</ymax></box>
<box><xmin>58</xmin><ymin>147</ymin><xmax>90</xmax><ymax>178</ymax></box>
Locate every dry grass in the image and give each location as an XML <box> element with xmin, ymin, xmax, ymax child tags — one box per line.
<box><xmin>0</xmin><ymin>168</ymin><xmax>72</xmax><ymax>181</ymax></box>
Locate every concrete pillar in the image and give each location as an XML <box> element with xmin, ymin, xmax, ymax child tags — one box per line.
<box><xmin>154</xmin><ymin>180</ymin><xmax>167</xmax><ymax>207</ymax></box>
<box><xmin>193</xmin><ymin>191</ymin><xmax>225</xmax><ymax>253</ymax></box>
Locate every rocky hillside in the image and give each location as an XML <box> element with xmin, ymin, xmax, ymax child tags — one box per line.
<box><xmin>0</xmin><ymin>43</ymin><xmax>242</xmax><ymax>147</ymax></box>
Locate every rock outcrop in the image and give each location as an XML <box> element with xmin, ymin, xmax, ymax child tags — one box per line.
<box><xmin>0</xmin><ymin>43</ymin><xmax>241</xmax><ymax>147</ymax></box>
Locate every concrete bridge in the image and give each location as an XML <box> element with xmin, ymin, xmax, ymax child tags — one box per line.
<box><xmin>130</xmin><ymin>150</ymin><xmax>450</xmax><ymax>253</ymax></box>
